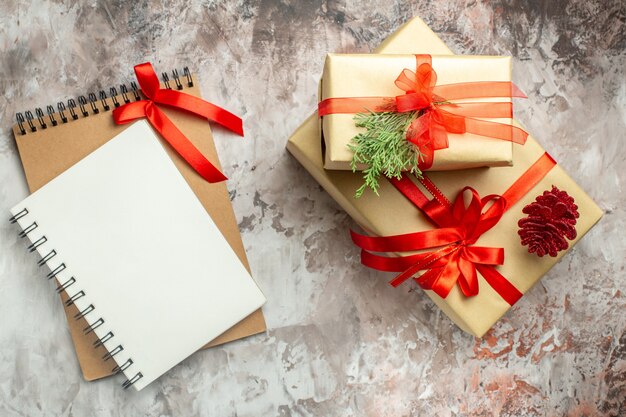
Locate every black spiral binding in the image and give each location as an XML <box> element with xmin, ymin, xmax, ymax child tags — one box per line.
<box><xmin>15</xmin><ymin>66</ymin><xmax>193</xmax><ymax>137</ymax></box>
<box><xmin>10</xmin><ymin>208</ymin><xmax>145</xmax><ymax>389</ymax></box>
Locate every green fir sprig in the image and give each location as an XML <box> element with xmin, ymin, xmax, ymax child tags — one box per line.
<box><xmin>348</xmin><ymin>110</ymin><xmax>424</xmax><ymax>198</ymax></box>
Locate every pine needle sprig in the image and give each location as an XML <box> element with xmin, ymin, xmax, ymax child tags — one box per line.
<box><xmin>348</xmin><ymin>110</ymin><xmax>424</xmax><ymax>198</ymax></box>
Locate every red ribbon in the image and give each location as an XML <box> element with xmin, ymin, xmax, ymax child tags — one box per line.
<box><xmin>318</xmin><ymin>55</ymin><xmax>529</xmax><ymax>169</ymax></box>
<box><xmin>351</xmin><ymin>152</ymin><xmax>557</xmax><ymax>305</ymax></box>
<box><xmin>112</xmin><ymin>62</ymin><xmax>244</xmax><ymax>183</ymax></box>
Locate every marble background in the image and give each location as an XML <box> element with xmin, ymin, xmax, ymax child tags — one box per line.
<box><xmin>0</xmin><ymin>1</ymin><xmax>624</xmax><ymax>416</ymax></box>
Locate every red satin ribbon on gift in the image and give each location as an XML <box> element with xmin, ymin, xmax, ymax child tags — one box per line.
<box><xmin>351</xmin><ymin>152</ymin><xmax>557</xmax><ymax>305</ymax></box>
<box><xmin>318</xmin><ymin>55</ymin><xmax>529</xmax><ymax>169</ymax></box>
<box><xmin>112</xmin><ymin>62</ymin><xmax>244</xmax><ymax>183</ymax></box>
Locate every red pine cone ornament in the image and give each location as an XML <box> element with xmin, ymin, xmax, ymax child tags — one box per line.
<box><xmin>518</xmin><ymin>186</ymin><xmax>579</xmax><ymax>257</ymax></box>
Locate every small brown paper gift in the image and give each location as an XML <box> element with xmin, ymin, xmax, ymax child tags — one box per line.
<box><xmin>321</xmin><ymin>53</ymin><xmax>516</xmax><ymax>171</ymax></box>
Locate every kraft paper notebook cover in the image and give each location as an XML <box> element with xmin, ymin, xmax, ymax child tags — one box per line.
<box><xmin>12</xmin><ymin>69</ymin><xmax>267</xmax><ymax>381</ymax></box>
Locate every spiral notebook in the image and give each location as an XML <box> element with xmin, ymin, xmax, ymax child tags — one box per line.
<box><xmin>10</xmin><ymin>120</ymin><xmax>266</xmax><ymax>390</ymax></box>
<box><xmin>11</xmin><ymin>68</ymin><xmax>266</xmax><ymax>383</ymax></box>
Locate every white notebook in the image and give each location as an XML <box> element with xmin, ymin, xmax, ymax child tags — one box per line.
<box><xmin>10</xmin><ymin>120</ymin><xmax>266</xmax><ymax>391</ymax></box>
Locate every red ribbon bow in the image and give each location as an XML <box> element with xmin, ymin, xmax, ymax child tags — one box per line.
<box><xmin>318</xmin><ymin>55</ymin><xmax>529</xmax><ymax>169</ymax></box>
<box><xmin>350</xmin><ymin>152</ymin><xmax>558</xmax><ymax>305</ymax></box>
<box><xmin>113</xmin><ymin>62</ymin><xmax>244</xmax><ymax>183</ymax></box>
<box><xmin>352</xmin><ymin>187</ymin><xmax>507</xmax><ymax>298</ymax></box>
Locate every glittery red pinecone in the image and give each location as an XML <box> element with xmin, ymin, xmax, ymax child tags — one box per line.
<box><xmin>518</xmin><ymin>186</ymin><xmax>579</xmax><ymax>257</ymax></box>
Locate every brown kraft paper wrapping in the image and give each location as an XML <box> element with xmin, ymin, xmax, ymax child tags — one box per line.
<box><xmin>13</xmin><ymin>78</ymin><xmax>266</xmax><ymax>381</ymax></box>
<box><xmin>321</xmin><ymin>53</ymin><xmax>514</xmax><ymax>171</ymax></box>
<box><xmin>286</xmin><ymin>16</ymin><xmax>602</xmax><ymax>337</ymax></box>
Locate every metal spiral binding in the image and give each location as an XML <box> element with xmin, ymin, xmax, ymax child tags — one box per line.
<box><xmin>161</xmin><ymin>72</ymin><xmax>171</xmax><ymax>89</ymax></box>
<box><xmin>35</xmin><ymin>108</ymin><xmax>47</xmax><ymax>129</ymax></box>
<box><xmin>9</xmin><ymin>208</ymin><xmax>145</xmax><ymax>390</ymax></box>
<box><xmin>28</xmin><ymin>236</ymin><xmax>47</xmax><ymax>252</ymax></box>
<box><xmin>10</xmin><ymin>208</ymin><xmax>29</xmax><ymax>223</ymax></box>
<box><xmin>56</xmin><ymin>277</ymin><xmax>76</xmax><ymax>293</ymax></box>
<box><xmin>183</xmin><ymin>67</ymin><xmax>193</xmax><ymax>87</ymax></box>
<box><xmin>112</xmin><ymin>358</ymin><xmax>133</xmax><ymax>374</ymax></box>
<box><xmin>57</xmin><ymin>102</ymin><xmax>68</xmax><ymax>123</ymax></box>
<box><xmin>109</xmin><ymin>87</ymin><xmax>120</xmax><ymax>107</ymax></box>
<box><xmin>130</xmin><ymin>82</ymin><xmax>141</xmax><ymax>101</ymax></box>
<box><xmin>68</xmin><ymin>99</ymin><xmax>78</xmax><ymax>120</ymax></box>
<box><xmin>24</xmin><ymin>111</ymin><xmax>36</xmax><ymax>132</ymax></box>
<box><xmin>37</xmin><ymin>249</ymin><xmax>57</xmax><ymax>266</ymax></box>
<box><xmin>77</xmin><ymin>96</ymin><xmax>89</xmax><ymax>117</ymax></box>
<box><xmin>16</xmin><ymin>113</ymin><xmax>26</xmax><ymax>134</ymax></box>
<box><xmin>88</xmin><ymin>93</ymin><xmax>100</xmax><ymax>114</ymax></box>
<box><xmin>122</xmin><ymin>372</ymin><xmax>143</xmax><ymax>389</ymax></box>
<box><xmin>47</xmin><ymin>105</ymin><xmax>58</xmax><ymax>126</ymax></box>
<box><xmin>119</xmin><ymin>84</ymin><xmax>131</xmax><ymax>104</ymax></box>
<box><xmin>99</xmin><ymin>91</ymin><xmax>110</xmax><ymax>111</ymax></box>
<box><xmin>15</xmin><ymin>66</ymin><xmax>192</xmax><ymax>137</ymax></box>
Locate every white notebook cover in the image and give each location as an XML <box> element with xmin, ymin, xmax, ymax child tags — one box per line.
<box><xmin>10</xmin><ymin>120</ymin><xmax>266</xmax><ymax>390</ymax></box>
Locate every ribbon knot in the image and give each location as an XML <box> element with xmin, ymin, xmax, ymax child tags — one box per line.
<box><xmin>394</xmin><ymin>62</ymin><xmax>439</xmax><ymax>112</ymax></box>
<box><xmin>113</xmin><ymin>62</ymin><xmax>244</xmax><ymax>183</ymax></box>
<box><xmin>351</xmin><ymin>186</ymin><xmax>507</xmax><ymax>299</ymax></box>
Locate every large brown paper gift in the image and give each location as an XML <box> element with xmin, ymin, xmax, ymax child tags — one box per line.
<box><xmin>321</xmin><ymin>53</ymin><xmax>515</xmax><ymax>171</ymax></box>
<box><xmin>13</xmin><ymin>78</ymin><xmax>266</xmax><ymax>380</ymax></box>
<box><xmin>286</xmin><ymin>17</ymin><xmax>603</xmax><ymax>337</ymax></box>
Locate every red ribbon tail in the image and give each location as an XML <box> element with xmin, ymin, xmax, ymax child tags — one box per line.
<box><xmin>414</xmin><ymin>267</ymin><xmax>442</xmax><ymax>290</ymax></box>
<box><xmin>155</xmin><ymin>89</ymin><xmax>244</xmax><ymax>136</ymax></box>
<box><xmin>476</xmin><ymin>265</ymin><xmax>522</xmax><ymax>306</ymax></box>
<box><xmin>145</xmin><ymin>103</ymin><xmax>227</xmax><ymax>183</ymax></box>
<box><xmin>421</xmin><ymin>257</ymin><xmax>459</xmax><ymax>298</ymax></box>
<box><xmin>457</xmin><ymin>257</ymin><xmax>479</xmax><ymax>297</ymax></box>
<box><xmin>318</xmin><ymin>97</ymin><xmax>392</xmax><ymax>116</ymax></box>
<box><xmin>389</xmin><ymin>264</ymin><xmax>422</xmax><ymax>288</ymax></box>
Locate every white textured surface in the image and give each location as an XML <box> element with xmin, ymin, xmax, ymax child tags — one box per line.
<box><xmin>0</xmin><ymin>1</ymin><xmax>624</xmax><ymax>416</ymax></box>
